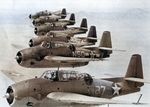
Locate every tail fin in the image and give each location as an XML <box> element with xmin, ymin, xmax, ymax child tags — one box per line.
<box><xmin>80</xmin><ymin>18</ymin><xmax>87</xmax><ymax>30</ymax></box>
<box><xmin>87</xmin><ymin>26</ymin><xmax>97</xmax><ymax>38</ymax></box>
<box><xmin>69</xmin><ymin>13</ymin><xmax>75</xmax><ymax>25</ymax></box>
<box><xmin>87</xmin><ymin>26</ymin><xmax>97</xmax><ymax>42</ymax></box>
<box><xmin>98</xmin><ymin>31</ymin><xmax>112</xmax><ymax>58</ymax></box>
<box><xmin>125</xmin><ymin>54</ymin><xmax>144</xmax><ymax>87</ymax></box>
<box><xmin>61</xmin><ymin>8</ymin><xmax>67</xmax><ymax>19</ymax></box>
<box><xmin>99</xmin><ymin>31</ymin><xmax>112</xmax><ymax>48</ymax></box>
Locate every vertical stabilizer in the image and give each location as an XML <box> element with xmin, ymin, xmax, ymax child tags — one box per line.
<box><xmin>69</xmin><ymin>13</ymin><xmax>75</xmax><ymax>21</ymax></box>
<box><xmin>87</xmin><ymin>26</ymin><xmax>97</xmax><ymax>42</ymax></box>
<box><xmin>98</xmin><ymin>31</ymin><xmax>112</xmax><ymax>58</ymax></box>
<box><xmin>69</xmin><ymin>13</ymin><xmax>75</xmax><ymax>25</ymax></box>
<box><xmin>87</xmin><ymin>26</ymin><xmax>97</xmax><ymax>38</ymax></box>
<box><xmin>61</xmin><ymin>8</ymin><xmax>66</xmax><ymax>19</ymax></box>
<box><xmin>80</xmin><ymin>18</ymin><xmax>87</xmax><ymax>29</ymax></box>
<box><xmin>99</xmin><ymin>31</ymin><xmax>112</xmax><ymax>48</ymax></box>
<box><xmin>125</xmin><ymin>54</ymin><xmax>144</xmax><ymax>87</ymax></box>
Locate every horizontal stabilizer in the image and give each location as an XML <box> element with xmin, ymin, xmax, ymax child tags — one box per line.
<box><xmin>125</xmin><ymin>77</ymin><xmax>150</xmax><ymax>84</ymax></box>
<box><xmin>77</xmin><ymin>37</ymin><xmax>98</xmax><ymax>40</ymax></box>
<box><xmin>80</xmin><ymin>27</ymin><xmax>88</xmax><ymax>30</ymax></box>
<box><xmin>99</xmin><ymin>47</ymin><xmax>126</xmax><ymax>52</ymax></box>
<box><xmin>69</xmin><ymin>20</ymin><xmax>75</xmax><ymax>23</ymax></box>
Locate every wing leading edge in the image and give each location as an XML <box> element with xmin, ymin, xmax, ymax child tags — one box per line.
<box><xmin>47</xmin><ymin>92</ymin><xmax>136</xmax><ymax>105</ymax></box>
<box><xmin>1</xmin><ymin>70</ymin><xmax>31</xmax><ymax>82</ymax></box>
<box><xmin>45</xmin><ymin>56</ymin><xmax>100</xmax><ymax>62</ymax></box>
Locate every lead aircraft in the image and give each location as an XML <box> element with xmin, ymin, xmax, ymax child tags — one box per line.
<box><xmin>2</xmin><ymin>54</ymin><xmax>150</xmax><ymax>107</ymax></box>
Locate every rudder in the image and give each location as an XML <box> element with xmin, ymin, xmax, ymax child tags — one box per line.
<box><xmin>99</xmin><ymin>31</ymin><xmax>112</xmax><ymax>48</ymax></box>
<box><xmin>87</xmin><ymin>26</ymin><xmax>97</xmax><ymax>38</ymax></box>
<box><xmin>80</xmin><ymin>18</ymin><xmax>87</xmax><ymax>29</ymax></box>
<box><xmin>61</xmin><ymin>8</ymin><xmax>67</xmax><ymax>19</ymax></box>
<box><xmin>125</xmin><ymin>54</ymin><xmax>144</xmax><ymax>87</ymax></box>
<box><xmin>98</xmin><ymin>31</ymin><xmax>112</xmax><ymax>58</ymax></box>
<box><xmin>69</xmin><ymin>13</ymin><xmax>75</xmax><ymax>25</ymax></box>
<box><xmin>69</xmin><ymin>13</ymin><xmax>75</xmax><ymax>21</ymax></box>
<box><xmin>87</xmin><ymin>26</ymin><xmax>97</xmax><ymax>42</ymax></box>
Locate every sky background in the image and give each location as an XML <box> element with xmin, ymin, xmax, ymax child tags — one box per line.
<box><xmin>0</xmin><ymin>0</ymin><xmax>150</xmax><ymax>107</ymax></box>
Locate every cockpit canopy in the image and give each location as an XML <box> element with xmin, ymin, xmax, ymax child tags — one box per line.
<box><xmin>41</xmin><ymin>70</ymin><xmax>58</xmax><ymax>81</ymax></box>
<box><xmin>41</xmin><ymin>70</ymin><xmax>93</xmax><ymax>85</ymax></box>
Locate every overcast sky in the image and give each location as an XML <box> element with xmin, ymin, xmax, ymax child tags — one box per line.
<box><xmin>0</xmin><ymin>0</ymin><xmax>150</xmax><ymax>15</ymax></box>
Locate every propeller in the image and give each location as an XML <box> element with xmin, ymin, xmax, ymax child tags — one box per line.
<box><xmin>29</xmin><ymin>14</ymin><xmax>31</xmax><ymax>19</ymax></box>
<box><xmin>32</xmin><ymin>20</ymin><xmax>35</xmax><ymax>25</ymax></box>
<box><xmin>29</xmin><ymin>39</ymin><xmax>34</xmax><ymax>47</ymax></box>
<box><xmin>34</xmin><ymin>28</ymin><xmax>38</xmax><ymax>34</ymax></box>
<box><xmin>15</xmin><ymin>51</ymin><xmax>22</xmax><ymax>64</ymax></box>
<box><xmin>4</xmin><ymin>86</ymin><xmax>14</xmax><ymax>105</ymax></box>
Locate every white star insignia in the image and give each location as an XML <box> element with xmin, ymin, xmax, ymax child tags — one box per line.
<box><xmin>112</xmin><ymin>83</ymin><xmax>121</xmax><ymax>95</ymax></box>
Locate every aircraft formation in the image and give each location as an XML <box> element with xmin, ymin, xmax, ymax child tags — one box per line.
<box><xmin>2</xmin><ymin>8</ymin><xmax>150</xmax><ymax>107</ymax></box>
<box><xmin>15</xmin><ymin>8</ymin><xmax>113</xmax><ymax>68</ymax></box>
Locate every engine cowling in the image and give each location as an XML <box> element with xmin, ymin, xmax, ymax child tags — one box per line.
<box><xmin>4</xmin><ymin>86</ymin><xmax>14</xmax><ymax>105</ymax></box>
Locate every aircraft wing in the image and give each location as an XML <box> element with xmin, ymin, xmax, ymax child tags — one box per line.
<box><xmin>47</xmin><ymin>92</ymin><xmax>134</xmax><ymax>105</ymax></box>
<box><xmin>52</xmin><ymin>10</ymin><xmax>61</xmax><ymax>15</ymax></box>
<box><xmin>71</xmin><ymin>42</ymin><xmax>94</xmax><ymax>47</ymax></box>
<box><xmin>45</xmin><ymin>56</ymin><xmax>100</xmax><ymax>62</ymax></box>
<box><xmin>1</xmin><ymin>70</ymin><xmax>31</xmax><ymax>82</ymax></box>
<box><xmin>51</xmin><ymin>31</ymin><xmax>75</xmax><ymax>37</ymax></box>
<box><xmin>54</xmin><ymin>22</ymin><xmax>68</xmax><ymax>27</ymax></box>
<box><xmin>11</xmin><ymin>44</ymin><xmax>26</xmax><ymax>50</ymax></box>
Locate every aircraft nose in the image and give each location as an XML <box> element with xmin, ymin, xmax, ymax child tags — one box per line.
<box><xmin>4</xmin><ymin>86</ymin><xmax>14</xmax><ymax>105</ymax></box>
<box><xmin>29</xmin><ymin>39</ymin><xmax>33</xmax><ymax>47</ymax></box>
<box><xmin>34</xmin><ymin>28</ymin><xmax>38</xmax><ymax>34</ymax></box>
<box><xmin>15</xmin><ymin>51</ymin><xmax>22</xmax><ymax>64</ymax></box>
<box><xmin>32</xmin><ymin>20</ymin><xmax>35</xmax><ymax>25</ymax></box>
<box><xmin>29</xmin><ymin>14</ymin><xmax>31</xmax><ymax>19</ymax></box>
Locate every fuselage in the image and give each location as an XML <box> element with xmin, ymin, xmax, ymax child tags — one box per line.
<box><xmin>6</xmin><ymin>70</ymin><xmax>115</xmax><ymax>107</ymax></box>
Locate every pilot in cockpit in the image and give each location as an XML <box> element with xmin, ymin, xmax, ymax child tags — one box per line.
<box><xmin>43</xmin><ymin>70</ymin><xmax>58</xmax><ymax>81</ymax></box>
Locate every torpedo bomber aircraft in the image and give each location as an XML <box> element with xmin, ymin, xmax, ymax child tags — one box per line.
<box><xmin>29</xmin><ymin>8</ymin><xmax>67</xmax><ymax>19</ymax></box>
<box><xmin>29</xmin><ymin>26</ymin><xmax>97</xmax><ymax>47</ymax></box>
<box><xmin>34</xmin><ymin>18</ymin><xmax>87</xmax><ymax>36</ymax></box>
<box><xmin>3</xmin><ymin>54</ymin><xmax>150</xmax><ymax>107</ymax></box>
<box><xmin>15</xmin><ymin>31</ymin><xmax>112</xmax><ymax>68</ymax></box>
<box><xmin>32</xmin><ymin>13</ymin><xmax>75</xmax><ymax>27</ymax></box>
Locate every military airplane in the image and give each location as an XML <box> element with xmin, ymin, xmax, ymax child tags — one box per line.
<box><xmin>3</xmin><ymin>54</ymin><xmax>150</xmax><ymax>107</ymax></box>
<box><xmin>29</xmin><ymin>8</ymin><xmax>67</xmax><ymax>19</ymax></box>
<box><xmin>32</xmin><ymin>13</ymin><xmax>75</xmax><ymax>27</ymax></box>
<box><xmin>15</xmin><ymin>31</ymin><xmax>112</xmax><ymax>68</ymax></box>
<box><xmin>29</xmin><ymin>26</ymin><xmax>97</xmax><ymax>47</ymax></box>
<box><xmin>34</xmin><ymin>18</ymin><xmax>87</xmax><ymax>36</ymax></box>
